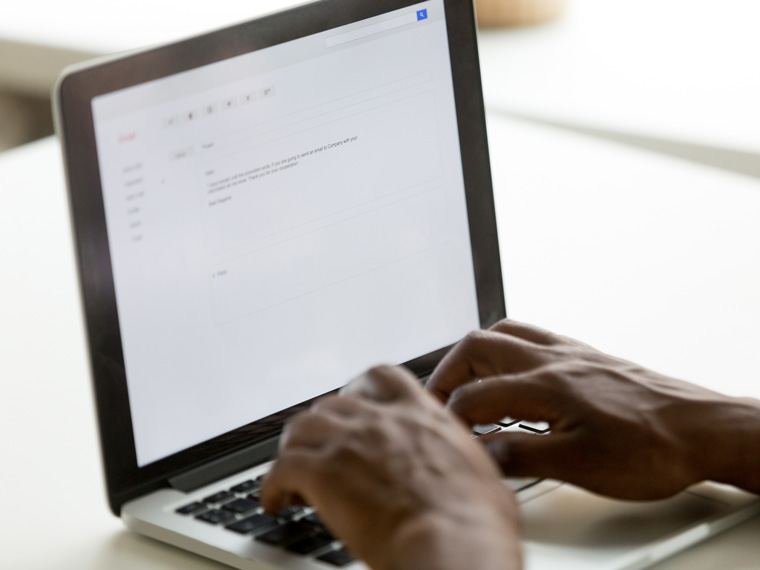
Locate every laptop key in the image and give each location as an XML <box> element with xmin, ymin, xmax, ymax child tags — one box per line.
<box><xmin>473</xmin><ymin>423</ymin><xmax>501</xmax><ymax>436</ymax></box>
<box><xmin>196</xmin><ymin>508</ymin><xmax>236</xmax><ymax>524</ymax></box>
<box><xmin>316</xmin><ymin>547</ymin><xmax>355</xmax><ymax>567</ymax></box>
<box><xmin>276</xmin><ymin>505</ymin><xmax>305</xmax><ymax>520</ymax></box>
<box><xmin>286</xmin><ymin>531</ymin><xmax>334</xmax><ymax>554</ymax></box>
<box><xmin>302</xmin><ymin>512</ymin><xmax>331</xmax><ymax>532</ymax></box>
<box><xmin>203</xmin><ymin>490</ymin><xmax>235</xmax><ymax>504</ymax></box>
<box><xmin>519</xmin><ymin>421</ymin><xmax>550</xmax><ymax>434</ymax></box>
<box><xmin>226</xmin><ymin>513</ymin><xmax>278</xmax><ymax>534</ymax></box>
<box><xmin>303</xmin><ymin>512</ymin><xmax>323</xmax><ymax>524</ymax></box>
<box><xmin>256</xmin><ymin>520</ymin><xmax>314</xmax><ymax>546</ymax></box>
<box><xmin>497</xmin><ymin>417</ymin><xmax>519</xmax><ymax>427</ymax></box>
<box><xmin>223</xmin><ymin>497</ymin><xmax>259</xmax><ymax>514</ymax></box>
<box><xmin>230</xmin><ymin>479</ymin><xmax>259</xmax><ymax>494</ymax></box>
<box><xmin>176</xmin><ymin>501</ymin><xmax>206</xmax><ymax>515</ymax></box>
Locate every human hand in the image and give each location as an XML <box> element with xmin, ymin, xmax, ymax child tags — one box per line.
<box><xmin>260</xmin><ymin>365</ymin><xmax>522</xmax><ymax>570</ymax></box>
<box><xmin>427</xmin><ymin>319</ymin><xmax>760</xmax><ymax>499</ymax></box>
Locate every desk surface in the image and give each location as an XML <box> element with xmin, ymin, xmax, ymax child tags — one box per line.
<box><xmin>478</xmin><ymin>0</ymin><xmax>760</xmax><ymax>154</ymax></box>
<box><xmin>1</xmin><ymin>111</ymin><xmax>759</xmax><ymax>568</ymax></box>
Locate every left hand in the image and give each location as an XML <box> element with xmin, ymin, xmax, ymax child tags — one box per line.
<box><xmin>260</xmin><ymin>365</ymin><xmax>522</xmax><ymax>570</ymax></box>
<box><xmin>426</xmin><ymin>319</ymin><xmax>760</xmax><ymax>500</ymax></box>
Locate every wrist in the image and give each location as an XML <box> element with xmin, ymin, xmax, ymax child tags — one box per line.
<box><xmin>680</xmin><ymin>396</ymin><xmax>760</xmax><ymax>493</ymax></box>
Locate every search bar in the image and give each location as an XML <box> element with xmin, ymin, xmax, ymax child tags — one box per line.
<box><xmin>326</xmin><ymin>11</ymin><xmax>423</xmax><ymax>48</ymax></box>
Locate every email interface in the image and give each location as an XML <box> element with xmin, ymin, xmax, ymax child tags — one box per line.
<box><xmin>92</xmin><ymin>1</ymin><xmax>480</xmax><ymax>466</ymax></box>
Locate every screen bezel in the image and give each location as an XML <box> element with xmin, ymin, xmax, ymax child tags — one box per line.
<box><xmin>56</xmin><ymin>0</ymin><xmax>504</xmax><ymax>515</ymax></box>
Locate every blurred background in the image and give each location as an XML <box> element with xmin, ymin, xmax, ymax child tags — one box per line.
<box><xmin>1</xmin><ymin>0</ymin><xmax>759</xmax><ymax>159</ymax></box>
<box><xmin>0</xmin><ymin>0</ymin><xmax>571</xmax><ymax>151</ymax></box>
<box><xmin>0</xmin><ymin>91</ymin><xmax>52</xmax><ymax>151</ymax></box>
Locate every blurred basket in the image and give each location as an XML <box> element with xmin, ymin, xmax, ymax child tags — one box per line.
<box><xmin>474</xmin><ymin>0</ymin><xmax>567</xmax><ymax>27</ymax></box>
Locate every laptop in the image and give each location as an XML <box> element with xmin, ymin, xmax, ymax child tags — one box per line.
<box><xmin>54</xmin><ymin>0</ymin><xmax>760</xmax><ymax>569</ymax></box>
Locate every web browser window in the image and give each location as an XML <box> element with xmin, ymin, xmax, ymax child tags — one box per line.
<box><xmin>91</xmin><ymin>0</ymin><xmax>480</xmax><ymax>467</ymax></box>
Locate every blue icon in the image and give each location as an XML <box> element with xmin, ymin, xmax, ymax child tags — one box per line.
<box><xmin>417</xmin><ymin>9</ymin><xmax>428</xmax><ymax>21</ymax></box>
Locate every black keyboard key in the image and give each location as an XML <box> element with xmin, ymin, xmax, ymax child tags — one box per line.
<box><xmin>196</xmin><ymin>508</ymin><xmax>236</xmax><ymax>525</ymax></box>
<box><xmin>496</xmin><ymin>417</ymin><xmax>519</xmax><ymax>427</ymax></box>
<box><xmin>230</xmin><ymin>479</ymin><xmax>259</xmax><ymax>493</ymax></box>
<box><xmin>256</xmin><ymin>520</ymin><xmax>314</xmax><ymax>546</ymax></box>
<box><xmin>302</xmin><ymin>512</ymin><xmax>327</xmax><ymax>528</ymax></box>
<box><xmin>472</xmin><ymin>423</ymin><xmax>501</xmax><ymax>435</ymax></box>
<box><xmin>226</xmin><ymin>513</ymin><xmax>278</xmax><ymax>534</ymax></box>
<box><xmin>519</xmin><ymin>421</ymin><xmax>550</xmax><ymax>434</ymax></box>
<box><xmin>224</xmin><ymin>497</ymin><xmax>260</xmax><ymax>514</ymax></box>
<box><xmin>286</xmin><ymin>532</ymin><xmax>334</xmax><ymax>555</ymax></box>
<box><xmin>301</xmin><ymin>514</ymin><xmax>334</xmax><ymax>539</ymax></box>
<box><xmin>203</xmin><ymin>490</ymin><xmax>235</xmax><ymax>504</ymax></box>
<box><xmin>317</xmin><ymin>547</ymin><xmax>355</xmax><ymax>567</ymax></box>
<box><xmin>176</xmin><ymin>501</ymin><xmax>206</xmax><ymax>515</ymax></box>
<box><xmin>303</xmin><ymin>512</ymin><xmax>323</xmax><ymax>524</ymax></box>
<box><xmin>276</xmin><ymin>505</ymin><xmax>305</xmax><ymax>520</ymax></box>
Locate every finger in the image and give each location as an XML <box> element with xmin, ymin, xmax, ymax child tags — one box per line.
<box><xmin>489</xmin><ymin>319</ymin><xmax>561</xmax><ymax>346</ymax></box>
<box><xmin>311</xmin><ymin>393</ymin><xmax>384</xmax><ymax>421</ymax></box>
<box><xmin>427</xmin><ymin>330</ymin><xmax>551</xmax><ymax>403</ymax></box>
<box><xmin>447</xmin><ymin>374</ymin><xmax>563</xmax><ymax>426</ymax></box>
<box><xmin>280</xmin><ymin>409</ymin><xmax>348</xmax><ymax>450</ymax></box>
<box><xmin>481</xmin><ymin>431</ymin><xmax>580</xmax><ymax>481</ymax></box>
<box><xmin>340</xmin><ymin>364</ymin><xmax>421</xmax><ymax>403</ymax></box>
<box><xmin>312</xmin><ymin>394</ymin><xmax>365</xmax><ymax>415</ymax></box>
<box><xmin>260</xmin><ymin>451</ymin><xmax>319</xmax><ymax>514</ymax></box>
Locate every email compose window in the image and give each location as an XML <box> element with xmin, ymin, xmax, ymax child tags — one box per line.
<box><xmin>92</xmin><ymin>0</ymin><xmax>480</xmax><ymax>466</ymax></box>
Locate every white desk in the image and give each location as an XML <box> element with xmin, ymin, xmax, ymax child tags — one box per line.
<box><xmin>478</xmin><ymin>0</ymin><xmax>760</xmax><ymax>155</ymax></box>
<box><xmin>488</xmin><ymin>114</ymin><xmax>760</xmax><ymax>399</ymax></box>
<box><xmin>1</xmin><ymin>112</ymin><xmax>759</xmax><ymax>569</ymax></box>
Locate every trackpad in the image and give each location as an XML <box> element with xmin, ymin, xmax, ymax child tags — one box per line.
<box><xmin>518</xmin><ymin>483</ymin><xmax>734</xmax><ymax>569</ymax></box>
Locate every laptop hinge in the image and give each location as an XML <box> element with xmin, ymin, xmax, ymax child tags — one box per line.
<box><xmin>168</xmin><ymin>435</ymin><xmax>280</xmax><ymax>493</ymax></box>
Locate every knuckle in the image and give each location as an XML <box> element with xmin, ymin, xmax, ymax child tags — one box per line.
<box><xmin>534</xmin><ymin>367</ymin><xmax>570</xmax><ymax>391</ymax></box>
<box><xmin>291</xmin><ymin>409</ymin><xmax>323</xmax><ymax>427</ymax></box>
<box><xmin>367</xmin><ymin>364</ymin><xmax>392</xmax><ymax>377</ymax></box>
<box><xmin>460</xmin><ymin>329</ymin><xmax>490</xmax><ymax>350</ymax></box>
<box><xmin>281</xmin><ymin>410</ymin><xmax>329</xmax><ymax>442</ymax></box>
<box><xmin>369</xmin><ymin>364</ymin><xmax>418</xmax><ymax>398</ymax></box>
<box><xmin>323</xmin><ymin>440</ymin><xmax>366</xmax><ymax>473</ymax></box>
<box><xmin>284</xmin><ymin>412</ymin><xmax>312</xmax><ymax>435</ymax></box>
<box><xmin>362</xmin><ymin>365</ymin><xmax>397</xmax><ymax>391</ymax></box>
<box><xmin>488</xmin><ymin>318</ymin><xmax>517</xmax><ymax>334</ymax></box>
<box><xmin>312</xmin><ymin>394</ymin><xmax>349</xmax><ymax>412</ymax></box>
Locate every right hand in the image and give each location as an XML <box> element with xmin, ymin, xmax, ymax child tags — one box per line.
<box><xmin>427</xmin><ymin>319</ymin><xmax>760</xmax><ymax>499</ymax></box>
<box><xmin>261</xmin><ymin>365</ymin><xmax>522</xmax><ymax>570</ymax></box>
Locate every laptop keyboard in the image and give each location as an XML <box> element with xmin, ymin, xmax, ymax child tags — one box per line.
<box><xmin>176</xmin><ymin>474</ymin><xmax>354</xmax><ymax>566</ymax></box>
<box><xmin>174</xmin><ymin>418</ymin><xmax>548</xmax><ymax>567</ymax></box>
<box><xmin>473</xmin><ymin>417</ymin><xmax>550</xmax><ymax>436</ymax></box>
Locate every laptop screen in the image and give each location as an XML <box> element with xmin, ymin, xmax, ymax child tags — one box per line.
<box><xmin>88</xmin><ymin>1</ymin><xmax>481</xmax><ymax>467</ymax></box>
